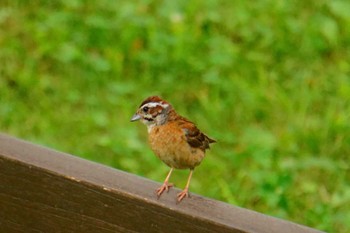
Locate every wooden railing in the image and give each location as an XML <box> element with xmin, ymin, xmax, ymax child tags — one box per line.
<box><xmin>0</xmin><ymin>134</ymin><xmax>324</xmax><ymax>233</ymax></box>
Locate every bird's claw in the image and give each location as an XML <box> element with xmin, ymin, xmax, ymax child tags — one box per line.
<box><xmin>156</xmin><ymin>182</ymin><xmax>173</xmax><ymax>198</ymax></box>
<box><xmin>176</xmin><ymin>188</ymin><xmax>190</xmax><ymax>203</ymax></box>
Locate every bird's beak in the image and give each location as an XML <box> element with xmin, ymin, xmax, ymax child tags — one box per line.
<box><xmin>130</xmin><ymin>113</ymin><xmax>141</xmax><ymax>122</ymax></box>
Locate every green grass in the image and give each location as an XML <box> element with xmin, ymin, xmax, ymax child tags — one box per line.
<box><xmin>1</xmin><ymin>0</ymin><xmax>350</xmax><ymax>232</ymax></box>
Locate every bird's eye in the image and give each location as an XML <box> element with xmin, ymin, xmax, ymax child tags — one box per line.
<box><xmin>143</xmin><ymin>106</ymin><xmax>149</xmax><ymax>112</ymax></box>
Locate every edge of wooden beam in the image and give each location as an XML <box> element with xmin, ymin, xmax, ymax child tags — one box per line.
<box><xmin>0</xmin><ymin>133</ymin><xmax>324</xmax><ymax>233</ymax></box>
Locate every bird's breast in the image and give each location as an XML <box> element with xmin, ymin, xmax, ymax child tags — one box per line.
<box><xmin>148</xmin><ymin>123</ymin><xmax>205</xmax><ymax>169</ymax></box>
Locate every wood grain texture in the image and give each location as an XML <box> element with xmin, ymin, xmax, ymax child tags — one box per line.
<box><xmin>0</xmin><ymin>134</ymin><xmax>324</xmax><ymax>233</ymax></box>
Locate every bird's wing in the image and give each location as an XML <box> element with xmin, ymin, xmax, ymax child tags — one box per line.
<box><xmin>178</xmin><ymin>118</ymin><xmax>216</xmax><ymax>151</ymax></box>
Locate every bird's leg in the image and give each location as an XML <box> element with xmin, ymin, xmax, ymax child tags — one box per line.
<box><xmin>177</xmin><ymin>169</ymin><xmax>193</xmax><ymax>203</ymax></box>
<box><xmin>156</xmin><ymin>168</ymin><xmax>174</xmax><ymax>198</ymax></box>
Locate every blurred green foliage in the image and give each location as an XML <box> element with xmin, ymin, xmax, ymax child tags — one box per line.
<box><xmin>1</xmin><ymin>0</ymin><xmax>349</xmax><ymax>232</ymax></box>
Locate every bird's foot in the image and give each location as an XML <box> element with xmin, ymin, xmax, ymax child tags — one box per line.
<box><xmin>177</xmin><ymin>188</ymin><xmax>190</xmax><ymax>203</ymax></box>
<box><xmin>156</xmin><ymin>181</ymin><xmax>173</xmax><ymax>198</ymax></box>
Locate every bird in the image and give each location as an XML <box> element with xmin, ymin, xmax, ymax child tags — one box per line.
<box><xmin>130</xmin><ymin>96</ymin><xmax>216</xmax><ymax>203</ymax></box>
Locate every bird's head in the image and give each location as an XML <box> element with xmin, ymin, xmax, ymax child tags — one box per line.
<box><xmin>131</xmin><ymin>96</ymin><xmax>172</xmax><ymax>131</ymax></box>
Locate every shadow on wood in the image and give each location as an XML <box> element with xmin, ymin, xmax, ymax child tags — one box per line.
<box><xmin>0</xmin><ymin>134</ymin><xmax>323</xmax><ymax>233</ymax></box>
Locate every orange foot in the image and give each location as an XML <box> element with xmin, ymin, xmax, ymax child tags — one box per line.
<box><xmin>177</xmin><ymin>188</ymin><xmax>190</xmax><ymax>203</ymax></box>
<box><xmin>156</xmin><ymin>182</ymin><xmax>173</xmax><ymax>198</ymax></box>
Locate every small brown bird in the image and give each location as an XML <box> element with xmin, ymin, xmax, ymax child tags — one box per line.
<box><xmin>131</xmin><ymin>96</ymin><xmax>216</xmax><ymax>202</ymax></box>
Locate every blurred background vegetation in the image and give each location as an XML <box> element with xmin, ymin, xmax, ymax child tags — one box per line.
<box><xmin>1</xmin><ymin>0</ymin><xmax>349</xmax><ymax>232</ymax></box>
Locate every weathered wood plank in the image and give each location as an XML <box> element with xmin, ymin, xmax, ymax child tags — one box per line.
<box><xmin>0</xmin><ymin>134</ymin><xmax>324</xmax><ymax>233</ymax></box>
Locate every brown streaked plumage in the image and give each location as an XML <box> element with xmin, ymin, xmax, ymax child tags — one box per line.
<box><xmin>131</xmin><ymin>96</ymin><xmax>216</xmax><ymax>203</ymax></box>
